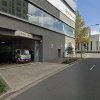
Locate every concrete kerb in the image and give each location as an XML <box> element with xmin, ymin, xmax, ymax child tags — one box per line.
<box><xmin>0</xmin><ymin>58</ymin><xmax>85</xmax><ymax>100</ymax></box>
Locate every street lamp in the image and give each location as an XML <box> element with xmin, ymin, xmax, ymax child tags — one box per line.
<box><xmin>87</xmin><ymin>24</ymin><xmax>99</xmax><ymax>35</ymax></box>
<box><xmin>89</xmin><ymin>24</ymin><xmax>99</xmax><ymax>27</ymax></box>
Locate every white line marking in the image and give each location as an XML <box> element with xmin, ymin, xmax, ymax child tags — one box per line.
<box><xmin>90</xmin><ymin>65</ymin><xmax>95</xmax><ymax>70</ymax></box>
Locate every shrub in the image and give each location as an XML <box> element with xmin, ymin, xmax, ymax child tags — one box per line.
<box><xmin>0</xmin><ymin>80</ymin><xmax>5</xmax><ymax>93</ymax></box>
<box><xmin>67</xmin><ymin>42</ymin><xmax>74</xmax><ymax>54</ymax></box>
<box><xmin>62</xmin><ymin>58</ymin><xmax>77</xmax><ymax>64</ymax></box>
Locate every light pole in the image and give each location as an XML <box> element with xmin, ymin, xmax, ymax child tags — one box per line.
<box><xmin>87</xmin><ymin>24</ymin><xmax>99</xmax><ymax>35</ymax></box>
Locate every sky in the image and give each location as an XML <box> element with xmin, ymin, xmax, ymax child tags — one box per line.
<box><xmin>74</xmin><ymin>0</ymin><xmax>100</xmax><ymax>35</ymax></box>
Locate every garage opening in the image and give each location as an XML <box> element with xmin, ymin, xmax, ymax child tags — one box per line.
<box><xmin>0</xmin><ymin>41</ymin><xmax>13</xmax><ymax>63</ymax></box>
<box><xmin>0</xmin><ymin>35</ymin><xmax>39</xmax><ymax>64</ymax></box>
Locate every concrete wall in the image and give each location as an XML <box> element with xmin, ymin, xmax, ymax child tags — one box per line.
<box><xmin>98</xmin><ymin>41</ymin><xmax>100</xmax><ymax>51</ymax></box>
<box><xmin>0</xmin><ymin>28</ymin><xmax>15</xmax><ymax>36</ymax></box>
<box><xmin>43</xmin><ymin>33</ymin><xmax>65</xmax><ymax>61</ymax></box>
<box><xmin>89</xmin><ymin>35</ymin><xmax>99</xmax><ymax>51</ymax></box>
<box><xmin>89</xmin><ymin>36</ymin><xmax>97</xmax><ymax>51</ymax></box>
<box><xmin>59</xmin><ymin>12</ymin><xmax>75</xmax><ymax>29</ymax></box>
<box><xmin>0</xmin><ymin>13</ymin><xmax>65</xmax><ymax>62</ymax></box>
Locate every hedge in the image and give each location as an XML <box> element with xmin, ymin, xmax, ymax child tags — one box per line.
<box><xmin>0</xmin><ymin>79</ymin><xmax>5</xmax><ymax>93</ymax></box>
<box><xmin>62</xmin><ymin>58</ymin><xmax>77</xmax><ymax>64</ymax></box>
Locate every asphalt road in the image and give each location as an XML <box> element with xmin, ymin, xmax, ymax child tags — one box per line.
<box><xmin>11</xmin><ymin>58</ymin><xmax>100</xmax><ymax>100</ymax></box>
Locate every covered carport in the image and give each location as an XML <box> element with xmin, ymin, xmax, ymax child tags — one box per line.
<box><xmin>0</xmin><ymin>28</ymin><xmax>42</xmax><ymax>64</ymax></box>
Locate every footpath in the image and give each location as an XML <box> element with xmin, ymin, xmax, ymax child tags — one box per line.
<box><xmin>0</xmin><ymin>56</ymin><xmax>82</xmax><ymax>99</ymax></box>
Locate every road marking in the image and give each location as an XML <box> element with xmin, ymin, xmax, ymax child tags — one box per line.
<box><xmin>90</xmin><ymin>65</ymin><xmax>95</xmax><ymax>70</ymax></box>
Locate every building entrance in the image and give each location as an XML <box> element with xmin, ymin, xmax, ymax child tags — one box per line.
<box><xmin>58</xmin><ymin>49</ymin><xmax>61</xmax><ymax>57</ymax></box>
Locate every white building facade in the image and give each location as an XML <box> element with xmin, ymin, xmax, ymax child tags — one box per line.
<box><xmin>77</xmin><ymin>34</ymin><xmax>100</xmax><ymax>52</ymax></box>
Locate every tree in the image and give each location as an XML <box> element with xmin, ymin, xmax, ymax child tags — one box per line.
<box><xmin>75</xmin><ymin>11</ymin><xmax>90</xmax><ymax>58</ymax></box>
<box><xmin>67</xmin><ymin>42</ymin><xmax>74</xmax><ymax>55</ymax></box>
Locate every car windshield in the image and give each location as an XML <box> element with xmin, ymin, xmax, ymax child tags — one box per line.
<box><xmin>21</xmin><ymin>50</ymin><xmax>29</xmax><ymax>55</ymax></box>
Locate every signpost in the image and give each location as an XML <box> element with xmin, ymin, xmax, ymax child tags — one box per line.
<box><xmin>15</xmin><ymin>31</ymin><xmax>33</xmax><ymax>39</ymax></box>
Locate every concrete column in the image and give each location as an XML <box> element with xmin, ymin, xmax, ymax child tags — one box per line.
<box><xmin>34</xmin><ymin>41</ymin><xmax>36</xmax><ymax>62</ymax></box>
<box><xmin>34</xmin><ymin>40</ymin><xmax>41</xmax><ymax>62</ymax></box>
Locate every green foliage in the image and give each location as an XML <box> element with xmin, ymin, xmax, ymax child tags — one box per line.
<box><xmin>67</xmin><ymin>42</ymin><xmax>74</xmax><ymax>54</ymax></box>
<box><xmin>0</xmin><ymin>80</ymin><xmax>5</xmax><ymax>93</ymax></box>
<box><xmin>62</xmin><ymin>58</ymin><xmax>77</xmax><ymax>64</ymax></box>
<box><xmin>75</xmin><ymin>11</ymin><xmax>90</xmax><ymax>58</ymax></box>
<box><xmin>75</xmin><ymin>11</ymin><xmax>90</xmax><ymax>44</ymax></box>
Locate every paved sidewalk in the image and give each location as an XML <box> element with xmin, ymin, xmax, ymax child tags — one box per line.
<box><xmin>0</xmin><ymin>60</ymin><xmax>71</xmax><ymax>99</ymax></box>
<box><xmin>0</xmin><ymin>53</ymin><xmax>98</xmax><ymax>99</ymax></box>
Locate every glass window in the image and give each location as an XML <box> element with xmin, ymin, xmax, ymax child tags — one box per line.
<box><xmin>17</xmin><ymin>1</ymin><xmax>21</xmax><ymax>6</ymax></box>
<box><xmin>17</xmin><ymin>50</ymin><xmax>20</xmax><ymax>54</ymax></box>
<box><xmin>16</xmin><ymin>7</ymin><xmax>21</xmax><ymax>12</ymax></box>
<box><xmin>23</xmin><ymin>10</ymin><xmax>26</xmax><ymax>13</ymax></box>
<box><xmin>10</xmin><ymin>1</ymin><xmax>14</xmax><ymax>8</ymax></box>
<box><xmin>91</xmin><ymin>41</ymin><xmax>92</xmax><ymax>50</ymax></box>
<box><xmin>28</xmin><ymin>3</ymin><xmax>74</xmax><ymax>37</ymax></box>
<box><xmin>21</xmin><ymin>50</ymin><xmax>29</xmax><ymax>55</ymax></box>
<box><xmin>2</xmin><ymin>1</ymin><xmax>7</xmax><ymax>7</ymax></box>
<box><xmin>0</xmin><ymin>0</ymin><xmax>75</xmax><ymax>38</ymax></box>
<box><xmin>16</xmin><ymin>13</ymin><xmax>21</xmax><ymax>17</ymax></box>
<box><xmin>2</xmin><ymin>8</ymin><xmax>7</xmax><ymax>12</ymax></box>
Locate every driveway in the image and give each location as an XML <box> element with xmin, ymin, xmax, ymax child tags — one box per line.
<box><xmin>0</xmin><ymin>61</ymin><xmax>69</xmax><ymax>98</ymax></box>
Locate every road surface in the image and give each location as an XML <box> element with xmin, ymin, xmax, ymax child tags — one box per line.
<box><xmin>11</xmin><ymin>58</ymin><xmax>100</xmax><ymax>100</ymax></box>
